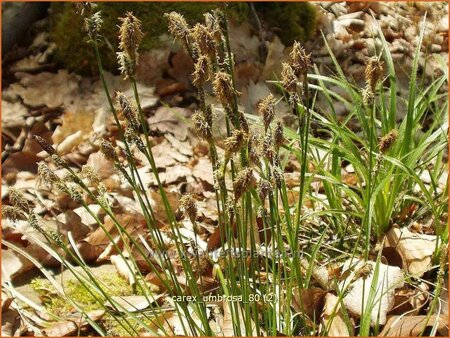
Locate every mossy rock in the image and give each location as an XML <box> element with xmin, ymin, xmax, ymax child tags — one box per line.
<box><xmin>49</xmin><ymin>2</ymin><xmax>316</xmax><ymax>75</ymax></box>
<box><xmin>31</xmin><ymin>272</ymin><xmax>153</xmax><ymax>336</ymax></box>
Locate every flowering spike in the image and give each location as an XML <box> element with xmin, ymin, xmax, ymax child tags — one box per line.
<box><xmin>258</xmin><ymin>179</ymin><xmax>272</xmax><ymax>202</ymax></box>
<box><xmin>365</xmin><ymin>57</ymin><xmax>384</xmax><ymax>93</ymax></box>
<box><xmin>191</xmin><ymin>23</ymin><xmax>216</xmax><ymax>59</ymax></box>
<box><xmin>274</xmin><ymin>120</ymin><xmax>285</xmax><ymax>149</ymax></box>
<box><xmin>116</xmin><ymin>92</ymin><xmax>139</xmax><ymax>130</ymax></box>
<box><xmin>213</xmin><ymin>72</ymin><xmax>239</xmax><ymax>106</ymax></box>
<box><xmin>2</xmin><ymin>205</ymin><xmax>26</xmax><ymax>222</ymax></box>
<box><xmin>118</xmin><ymin>12</ymin><xmax>143</xmax><ymax>61</ymax></box>
<box><xmin>192</xmin><ymin>111</ymin><xmax>213</xmax><ymax>142</ymax></box>
<box><xmin>233</xmin><ymin>167</ymin><xmax>256</xmax><ymax>201</ymax></box>
<box><xmin>180</xmin><ymin>194</ymin><xmax>198</xmax><ymax>224</ymax></box>
<box><xmin>258</xmin><ymin>94</ymin><xmax>276</xmax><ymax>131</ymax></box>
<box><xmin>34</xmin><ymin>135</ymin><xmax>56</xmax><ymax>155</ymax></box>
<box><xmin>290</xmin><ymin>41</ymin><xmax>311</xmax><ymax>76</ymax></box>
<box><xmin>165</xmin><ymin>12</ymin><xmax>190</xmax><ymax>42</ymax></box>
<box><xmin>192</xmin><ymin>55</ymin><xmax>211</xmax><ymax>88</ymax></box>
<box><xmin>224</xmin><ymin>129</ymin><xmax>246</xmax><ymax>159</ymax></box>
<box><xmin>9</xmin><ymin>188</ymin><xmax>32</xmax><ymax>213</ymax></box>
<box><xmin>84</xmin><ymin>11</ymin><xmax>103</xmax><ymax>42</ymax></box>
<box><xmin>281</xmin><ymin>62</ymin><xmax>297</xmax><ymax>93</ymax></box>
<box><xmin>98</xmin><ymin>138</ymin><xmax>117</xmax><ymax>161</ymax></box>
<box><xmin>378</xmin><ymin>129</ymin><xmax>398</xmax><ymax>153</ymax></box>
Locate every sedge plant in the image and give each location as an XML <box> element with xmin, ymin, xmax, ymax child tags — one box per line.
<box><xmin>2</xmin><ymin>4</ymin><xmax>447</xmax><ymax>337</ymax></box>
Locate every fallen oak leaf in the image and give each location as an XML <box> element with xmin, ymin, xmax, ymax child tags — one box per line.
<box><xmin>207</xmin><ymin>222</ymin><xmax>238</xmax><ymax>252</ymax></box>
<box><xmin>52</xmin><ymin>111</ymin><xmax>95</xmax><ymax>145</ymax></box>
<box><xmin>379</xmin><ymin>314</ymin><xmax>448</xmax><ymax>337</ymax></box>
<box><xmin>390</xmin><ymin>284</ymin><xmax>429</xmax><ymax>316</ymax></box>
<box><xmin>192</xmin><ymin>157</ymin><xmax>214</xmax><ymax>187</ymax></box>
<box><xmin>75</xmin><ymin>241</ymin><xmax>104</xmax><ymax>263</ymax></box>
<box><xmin>111</xmin><ymin>255</ymin><xmax>136</xmax><ymax>288</ymax></box>
<box><xmin>8</xmin><ymin>70</ymin><xmax>79</xmax><ymax>109</ymax></box>
<box><xmin>293</xmin><ymin>287</ymin><xmax>326</xmax><ymax>320</ymax></box>
<box><xmin>321</xmin><ymin>293</ymin><xmax>351</xmax><ymax>336</ymax></box>
<box><xmin>1</xmin><ymin>304</ymin><xmax>21</xmax><ymax>337</ymax></box>
<box><xmin>384</xmin><ymin>227</ymin><xmax>437</xmax><ymax>277</ymax></box>
<box><xmin>206</xmin><ymin>226</ymin><xmax>223</xmax><ymax>252</ymax></box>
<box><xmin>42</xmin><ymin>310</ymin><xmax>105</xmax><ymax>336</ymax></box>
<box><xmin>340</xmin><ymin>259</ymin><xmax>404</xmax><ymax>326</ymax></box>
<box><xmin>222</xmin><ymin>299</ymin><xmax>258</xmax><ymax>336</ymax></box>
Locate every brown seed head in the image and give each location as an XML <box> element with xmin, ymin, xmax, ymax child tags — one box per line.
<box><xmin>258</xmin><ymin>179</ymin><xmax>273</xmax><ymax>202</ymax></box>
<box><xmin>2</xmin><ymin>205</ymin><xmax>26</xmax><ymax>222</ymax></box>
<box><xmin>263</xmin><ymin>130</ymin><xmax>275</xmax><ymax>162</ymax></box>
<box><xmin>224</xmin><ymin>129</ymin><xmax>246</xmax><ymax>158</ymax></box>
<box><xmin>192</xmin><ymin>111</ymin><xmax>213</xmax><ymax>142</ymax></box>
<box><xmin>290</xmin><ymin>41</ymin><xmax>311</xmax><ymax>76</ymax></box>
<box><xmin>273</xmin><ymin>120</ymin><xmax>285</xmax><ymax>149</ymax></box>
<box><xmin>365</xmin><ymin>57</ymin><xmax>384</xmax><ymax>93</ymax></box>
<box><xmin>118</xmin><ymin>12</ymin><xmax>143</xmax><ymax>62</ymax></box>
<box><xmin>180</xmin><ymin>194</ymin><xmax>198</xmax><ymax>224</ymax></box>
<box><xmin>239</xmin><ymin>112</ymin><xmax>249</xmax><ymax>134</ymax></box>
<box><xmin>204</xmin><ymin>104</ymin><xmax>214</xmax><ymax>127</ymax></box>
<box><xmin>191</xmin><ymin>23</ymin><xmax>216</xmax><ymax>59</ymax></box>
<box><xmin>258</xmin><ymin>94</ymin><xmax>276</xmax><ymax>131</ymax></box>
<box><xmin>9</xmin><ymin>188</ymin><xmax>32</xmax><ymax>213</ymax></box>
<box><xmin>281</xmin><ymin>63</ymin><xmax>298</xmax><ymax>93</ymax></box>
<box><xmin>34</xmin><ymin>135</ymin><xmax>56</xmax><ymax>155</ymax></box>
<box><xmin>273</xmin><ymin>166</ymin><xmax>284</xmax><ymax>187</ymax></box>
<box><xmin>248</xmin><ymin>130</ymin><xmax>262</xmax><ymax>166</ymax></box>
<box><xmin>213</xmin><ymin>72</ymin><xmax>239</xmax><ymax>106</ymax></box>
<box><xmin>165</xmin><ymin>12</ymin><xmax>190</xmax><ymax>42</ymax></box>
<box><xmin>116</xmin><ymin>92</ymin><xmax>139</xmax><ymax>130</ymax></box>
<box><xmin>98</xmin><ymin>138</ymin><xmax>117</xmax><ymax>161</ymax></box>
<box><xmin>233</xmin><ymin>167</ymin><xmax>256</xmax><ymax>201</ymax></box>
<box><xmin>378</xmin><ymin>129</ymin><xmax>398</xmax><ymax>153</ymax></box>
<box><xmin>192</xmin><ymin>54</ymin><xmax>211</xmax><ymax>88</ymax></box>
<box><xmin>226</xmin><ymin>197</ymin><xmax>235</xmax><ymax>221</ymax></box>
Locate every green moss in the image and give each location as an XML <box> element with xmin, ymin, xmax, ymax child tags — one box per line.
<box><xmin>31</xmin><ymin>273</ymin><xmax>162</xmax><ymax>335</ymax></box>
<box><xmin>31</xmin><ymin>273</ymin><xmax>135</xmax><ymax>317</ymax></box>
<box><xmin>254</xmin><ymin>3</ymin><xmax>317</xmax><ymax>45</ymax></box>
<box><xmin>49</xmin><ymin>3</ymin><xmax>316</xmax><ymax>75</ymax></box>
<box><xmin>49</xmin><ymin>2</ymin><xmax>246</xmax><ymax>75</ymax></box>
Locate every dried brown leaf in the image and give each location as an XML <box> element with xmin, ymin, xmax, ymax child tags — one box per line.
<box><xmin>379</xmin><ymin>314</ymin><xmax>448</xmax><ymax>337</ymax></box>
<box><xmin>42</xmin><ymin>310</ymin><xmax>104</xmax><ymax>336</ymax></box>
<box><xmin>321</xmin><ymin>293</ymin><xmax>351</xmax><ymax>336</ymax></box>
<box><xmin>384</xmin><ymin>227</ymin><xmax>437</xmax><ymax>277</ymax></box>
<box><xmin>293</xmin><ymin>287</ymin><xmax>326</xmax><ymax>319</ymax></box>
<box><xmin>340</xmin><ymin>259</ymin><xmax>404</xmax><ymax>326</ymax></box>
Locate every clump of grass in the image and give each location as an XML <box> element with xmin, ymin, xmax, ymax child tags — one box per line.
<box><xmin>2</xmin><ymin>4</ymin><xmax>447</xmax><ymax>337</ymax></box>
